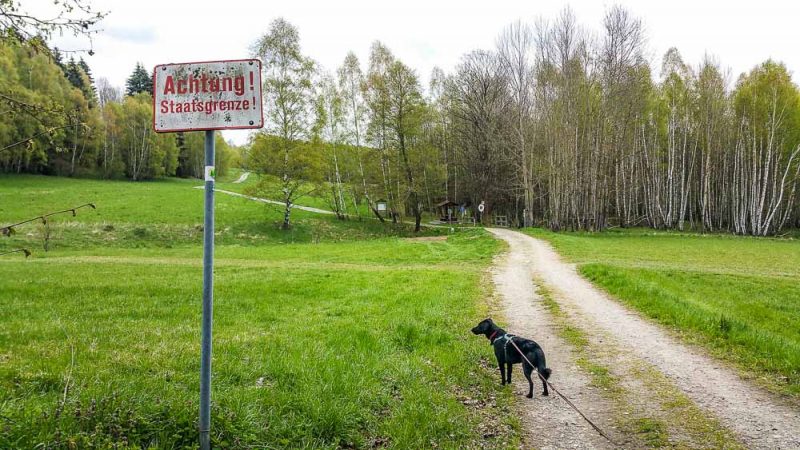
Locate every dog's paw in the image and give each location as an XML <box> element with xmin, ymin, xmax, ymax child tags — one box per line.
<box><xmin>542</xmin><ymin>391</ymin><xmax>549</xmax><ymax>396</ymax></box>
<box><xmin>526</xmin><ymin>393</ymin><xmax>533</xmax><ymax>399</ymax></box>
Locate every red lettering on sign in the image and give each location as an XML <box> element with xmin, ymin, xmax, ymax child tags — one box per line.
<box><xmin>234</xmin><ymin>76</ymin><xmax>244</xmax><ymax>96</ymax></box>
<box><xmin>163</xmin><ymin>74</ymin><xmax>246</xmax><ymax>97</ymax></box>
<box><xmin>153</xmin><ymin>59</ymin><xmax>263</xmax><ymax>132</ymax></box>
<box><xmin>163</xmin><ymin>76</ymin><xmax>175</xmax><ymax>95</ymax></box>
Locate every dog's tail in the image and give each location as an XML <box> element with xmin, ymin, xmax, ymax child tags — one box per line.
<box><xmin>534</xmin><ymin>348</ymin><xmax>552</xmax><ymax>380</ymax></box>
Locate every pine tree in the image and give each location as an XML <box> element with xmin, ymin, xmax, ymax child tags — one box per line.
<box><xmin>125</xmin><ymin>62</ymin><xmax>153</xmax><ymax>96</ymax></box>
<box><xmin>52</xmin><ymin>47</ymin><xmax>66</xmax><ymax>74</ymax></box>
<box><xmin>64</xmin><ymin>57</ymin><xmax>97</xmax><ymax>108</ymax></box>
<box><xmin>77</xmin><ymin>58</ymin><xmax>97</xmax><ymax>105</ymax></box>
<box><xmin>78</xmin><ymin>58</ymin><xmax>94</xmax><ymax>85</ymax></box>
<box><xmin>66</xmin><ymin>57</ymin><xmax>84</xmax><ymax>89</ymax></box>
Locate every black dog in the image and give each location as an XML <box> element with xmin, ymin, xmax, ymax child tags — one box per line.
<box><xmin>472</xmin><ymin>318</ymin><xmax>551</xmax><ymax>397</ymax></box>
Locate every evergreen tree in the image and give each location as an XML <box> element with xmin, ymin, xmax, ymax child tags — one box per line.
<box><xmin>65</xmin><ymin>57</ymin><xmax>83</xmax><ymax>88</ymax></box>
<box><xmin>65</xmin><ymin>57</ymin><xmax>97</xmax><ymax>108</ymax></box>
<box><xmin>78</xmin><ymin>58</ymin><xmax>94</xmax><ymax>85</ymax></box>
<box><xmin>175</xmin><ymin>132</ymin><xmax>189</xmax><ymax>177</ymax></box>
<box><xmin>52</xmin><ymin>47</ymin><xmax>66</xmax><ymax>74</ymax></box>
<box><xmin>77</xmin><ymin>57</ymin><xmax>98</xmax><ymax>106</ymax></box>
<box><xmin>125</xmin><ymin>62</ymin><xmax>153</xmax><ymax>96</ymax></box>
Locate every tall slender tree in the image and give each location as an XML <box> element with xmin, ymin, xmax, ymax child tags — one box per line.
<box><xmin>252</xmin><ymin>18</ymin><xmax>317</xmax><ymax>229</ymax></box>
<box><xmin>386</xmin><ymin>61</ymin><xmax>425</xmax><ymax>231</ymax></box>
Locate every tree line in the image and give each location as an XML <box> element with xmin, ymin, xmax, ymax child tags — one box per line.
<box><xmin>0</xmin><ymin>39</ymin><xmax>237</xmax><ymax>180</ymax></box>
<box><xmin>4</xmin><ymin>7</ymin><xmax>799</xmax><ymax>235</ymax></box>
<box><xmin>248</xmin><ymin>9</ymin><xmax>800</xmax><ymax>235</ymax></box>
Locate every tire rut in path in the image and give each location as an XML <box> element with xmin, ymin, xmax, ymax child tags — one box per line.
<box><xmin>489</xmin><ymin>228</ymin><xmax>800</xmax><ymax>450</ymax></box>
<box><xmin>487</xmin><ymin>230</ymin><xmax>618</xmax><ymax>449</ymax></box>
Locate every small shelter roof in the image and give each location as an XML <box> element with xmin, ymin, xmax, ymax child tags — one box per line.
<box><xmin>435</xmin><ymin>200</ymin><xmax>460</xmax><ymax>208</ymax></box>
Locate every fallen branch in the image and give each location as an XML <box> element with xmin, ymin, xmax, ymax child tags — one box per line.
<box><xmin>0</xmin><ymin>248</ymin><xmax>31</xmax><ymax>257</ymax></box>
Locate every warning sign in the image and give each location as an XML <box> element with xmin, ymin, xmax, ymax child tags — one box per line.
<box><xmin>153</xmin><ymin>59</ymin><xmax>263</xmax><ymax>132</ymax></box>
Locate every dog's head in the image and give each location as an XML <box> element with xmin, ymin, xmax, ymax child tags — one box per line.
<box><xmin>471</xmin><ymin>318</ymin><xmax>495</xmax><ymax>335</ymax></box>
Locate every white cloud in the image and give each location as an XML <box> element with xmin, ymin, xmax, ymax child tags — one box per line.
<box><xmin>104</xmin><ymin>26</ymin><xmax>157</xmax><ymax>44</ymax></box>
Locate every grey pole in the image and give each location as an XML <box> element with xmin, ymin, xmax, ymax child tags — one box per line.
<box><xmin>199</xmin><ymin>130</ymin><xmax>215</xmax><ymax>450</ymax></box>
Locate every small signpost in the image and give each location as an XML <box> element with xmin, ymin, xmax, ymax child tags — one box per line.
<box><xmin>153</xmin><ymin>59</ymin><xmax>263</xmax><ymax>450</ymax></box>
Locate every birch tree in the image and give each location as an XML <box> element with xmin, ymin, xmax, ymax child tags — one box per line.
<box><xmin>252</xmin><ymin>18</ymin><xmax>316</xmax><ymax>229</ymax></box>
<box><xmin>338</xmin><ymin>52</ymin><xmax>382</xmax><ymax>220</ymax></box>
<box><xmin>497</xmin><ymin>21</ymin><xmax>536</xmax><ymax>226</ymax></box>
<box><xmin>364</xmin><ymin>42</ymin><xmax>399</xmax><ymax>222</ymax></box>
<box><xmin>732</xmin><ymin>61</ymin><xmax>800</xmax><ymax>235</ymax></box>
<box><xmin>315</xmin><ymin>73</ymin><xmax>349</xmax><ymax>219</ymax></box>
<box><xmin>386</xmin><ymin>61</ymin><xmax>425</xmax><ymax>231</ymax></box>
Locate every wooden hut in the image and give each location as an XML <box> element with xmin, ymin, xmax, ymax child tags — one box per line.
<box><xmin>436</xmin><ymin>200</ymin><xmax>460</xmax><ymax>223</ymax></box>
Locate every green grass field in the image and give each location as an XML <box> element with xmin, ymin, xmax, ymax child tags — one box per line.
<box><xmin>525</xmin><ymin>228</ymin><xmax>800</xmax><ymax>398</ymax></box>
<box><xmin>0</xmin><ymin>174</ymin><xmax>518</xmax><ymax>448</ymax></box>
<box><xmin>0</xmin><ymin>174</ymin><xmax>445</xmax><ymax>252</ymax></box>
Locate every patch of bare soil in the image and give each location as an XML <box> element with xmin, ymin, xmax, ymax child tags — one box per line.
<box><xmin>404</xmin><ymin>236</ymin><xmax>448</xmax><ymax>242</ymax></box>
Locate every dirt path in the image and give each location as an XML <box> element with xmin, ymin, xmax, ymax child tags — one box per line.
<box><xmin>204</xmin><ymin>186</ymin><xmax>449</xmax><ymax>228</ymax></box>
<box><xmin>232</xmin><ymin>171</ymin><xmax>251</xmax><ymax>184</ymax></box>
<box><xmin>488</xmin><ymin>228</ymin><xmax>800</xmax><ymax>449</ymax></box>
<box><xmin>194</xmin><ymin>186</ymin><xmax>335</xmax><ymax>215</ymax></box>
<box><xmin>487</xmin><ymin>231</ymin><xmax>618</xmax><ymax>449</ymax></box>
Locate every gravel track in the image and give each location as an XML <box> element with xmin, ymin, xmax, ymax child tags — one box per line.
<box><xmin>488</xmin><ymin>228</ymin><xmax>800</xmax><ymax>450</ymax></box>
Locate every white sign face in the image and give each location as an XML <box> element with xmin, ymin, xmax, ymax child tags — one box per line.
<box><xmin>153</xmin><ymin>59</ymin><xmax>263</xmax><ymax>132</ymax></box>
<box><xmin>377</xmin><ymin>203</ymin><xmax>387</xmax><ymax>211</ymax></box>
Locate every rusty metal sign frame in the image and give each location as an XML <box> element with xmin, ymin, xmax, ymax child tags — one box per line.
<box><xmin>152</xmin><ymin>58</ymin><xmax>264</xmax><ymax>132</ymax></box>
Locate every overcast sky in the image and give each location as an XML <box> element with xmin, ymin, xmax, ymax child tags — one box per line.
<box><xmin>39</xmin><ymin>0</ymin><xmax>800</xmax><ymax>145</ymax></box>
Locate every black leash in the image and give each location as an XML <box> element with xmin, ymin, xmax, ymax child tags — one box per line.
<box><xmin>507</xmin><ymin>338</ymin><xmax>619</xmax><ymax>446</ymax></box>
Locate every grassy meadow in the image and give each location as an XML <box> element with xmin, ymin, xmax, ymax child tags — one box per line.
<box><xmin>0</xmin><ymin>173</ymin><xmax>442</xmax><ymax>251</ymax></box>
<box><xmin>526</xmin><ymin>228</ymin><xmax>800</xmax><ymax>398</ymax></box>
<box><xmin>0</xmin><ymin>174</ymin><xmax>518</xmax><ymax>449</ymax></box>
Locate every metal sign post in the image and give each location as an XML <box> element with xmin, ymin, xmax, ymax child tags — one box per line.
<box><xmin>199</xmin><ymin>130</ymin><xmax>214</xmax><ymax>449</ymax></box>
<box><xmin>153</xmin><ymin>59</ymin><xmax>263</xmax><ymax>450</ymax></box>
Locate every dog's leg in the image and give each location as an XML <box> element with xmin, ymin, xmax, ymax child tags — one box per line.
<box><xmin>506</xmin><ymin>362</ymin><xmax>513</xmax><ymax>384</ymax></box>
<box><xmin>499</xmin><ymin>362</ymin><xmax>506</xmax><ymax>385</ymax></box>
<box><xmin>522</xmin><ymin>363</ymin><xmax>534</xmax><ymax>398</ymax></box>
<box><xmin>533</xmin><ymin>349</ymin><xmax>550</xmax><ymax>396</ymax></box>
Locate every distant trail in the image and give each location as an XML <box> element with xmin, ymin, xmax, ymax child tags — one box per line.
<box><xmin>192</xmin><ymin>186</ymin><xmax>334</xmax><ymax>215</ymax></box>
<box><xmin>489</xmin><ymin>228</ymin><xmax>800</xmax><ymax>449</ymax></box>
<box><xmin>231</xmin><ymin>171</ymin><xmax>250</xmax><ymax>184</ymax></box>
<box><xmin>201</xmin><ymin>185</ymin><xmax>448</xmax><ymax>228</ymax></box>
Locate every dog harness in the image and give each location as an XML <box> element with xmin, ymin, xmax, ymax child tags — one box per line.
<box><xmin>499</xmin><ymin>334</ymin><xmax>516</xmax><ymax>360</ymax></box>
